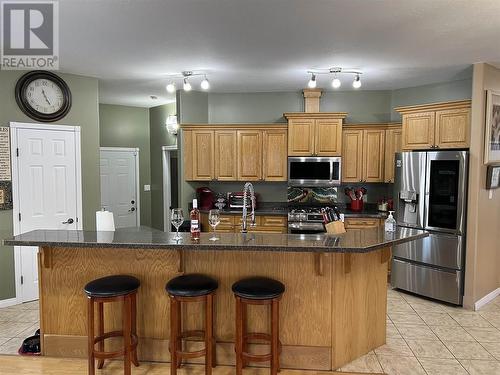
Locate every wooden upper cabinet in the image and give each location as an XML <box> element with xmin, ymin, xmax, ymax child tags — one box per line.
<box><xmin>288</xmin><ymin>118</ymin><xmax>315</xmax><ymax>156</ymax></box>
<box><xmin>263</xmin><ymin>129</ymin><xmax>287</xmax><ymax>181</ymax></box>
<box><xmin>396</xmin><ymin>100</ymin><xmax>471</xmax><ymax>150</ymax></box>
<box><xmin>342</xmin><ymin>130</ymin><xmax>363</xmax><ymax>183</ymax></box>
<box><xmin>435</xmin><ymin>108</ymin><xmax>470</xmax><ymax>148</ymax></box>
<box><xmin>315</xmin><ymin>119</ymin><xmax>342</xmax><ymax>156</ymax></box>
<box><xmin>285</xmin><ymin>113</ymin><xmax>347</xmax><ymax>156</ymax></box>
<box><xmin>214</xmin><ymin>130</ymin><xmax>237</xmax><ymax>181</ymax></box>
<box><xmin>384</xmin><ymin>128</ymin><xmax>402</xmax><ymax>183</ymax></box>
<box><xmin>363</xmin><ymin>129</ymin><xmax>385</xmax><ymax>182</ymax></box>
<box><xmin>237</xmin><ymin>130</ymin><xmax>262</xmax><ymax>181</ymax></box>
<box><xmin>191</xmin><ymin>130</ymin><xmax>214</xmax><ymax>180</ymax></box>
<box><xmin>402</xmin><ymin>112</ymin><xmax>435</xmax><ymax>150</ymax></box>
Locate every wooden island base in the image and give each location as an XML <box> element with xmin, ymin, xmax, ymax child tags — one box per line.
<box><xmin>38</xmin><ymin>246</ymin><xmax>389</xmax><ymax>371</ymax></box>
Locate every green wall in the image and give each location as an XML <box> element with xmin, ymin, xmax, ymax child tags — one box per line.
<box><xmin>149</xmin><ymin>102</ymin><xmax>177</xmax><ymax>230</ymax></box>
<box><xmin>390</xmin><ymin>78</ymin><xmax>473</xmax><ymax>121</ymax></box>
<box><xmin>99</xmin><ymin>104</ymin><xmax>151</xmax><ymax>226</ymax></box>
<box><xmin>0</xmin><ymin>71</ymin><xmax>100</xmax><ymax>301</ymax></box>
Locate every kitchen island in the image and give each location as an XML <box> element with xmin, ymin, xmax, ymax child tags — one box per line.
<box><xmin>4</xmin><ymin>227</ymin><xmax>426</xmax><ymax>371</ymax></box>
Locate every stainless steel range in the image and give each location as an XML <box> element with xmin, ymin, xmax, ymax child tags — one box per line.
<box><xmin>287</xmin><ymin>207</ymin><xmax>326</xmax><ymax>234</ymax></box>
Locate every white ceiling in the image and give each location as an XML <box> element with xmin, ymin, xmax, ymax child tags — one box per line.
<box><xmin>57</xmin><ymin>0</ymin><xmax>500</xmax><ymax>107</ymax></box>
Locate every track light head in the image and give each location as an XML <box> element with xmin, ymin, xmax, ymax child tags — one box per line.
<box><xmin>166</xmin><ymin>82</ymin><xmax>176</xmax><ymax>93</ymax></box>
<box><xmin>307</xmin><ymin>73</ymin><xmax>317</xmax><ymax>89</ymax></box>
<box><xmin>183</xmin><ymin>78</ymin><xmax>192</xmax><ymax>91</ymax></box>
<box><xmin>332</xmin><ymin>76</ymin><xmax>341</xmax><ymax>89</ymax></box>
<box><xmin>352</xmin><ymin>74</ymin><xmax>361</xmax><ymax>89</ymax></box>
<box><xmin>200</xmin><ymin>76</ymin><xmax>210</xmax><ymax>90</ymax></box>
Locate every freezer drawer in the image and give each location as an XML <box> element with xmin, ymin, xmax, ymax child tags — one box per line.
<box><xmin>392</xmin><ymin>231</ymin><xmax>464</xmax><ymax>270</ymax></box>
<box><xmin>391</xmin><ymin>259</ymin><xmax>463</xmax><ymax>305</ymax></box>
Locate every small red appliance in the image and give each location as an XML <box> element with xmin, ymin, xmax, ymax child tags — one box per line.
<box><xmin>196</xmin><ymin>187</ymin><xmax>214</xmax><ymax>210</ymax></box>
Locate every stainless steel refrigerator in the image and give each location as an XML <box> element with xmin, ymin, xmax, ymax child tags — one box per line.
<box><xmin>391</xmin><ymin>150</ymin><xmax>468</xmax><ymax>305</ymax></box>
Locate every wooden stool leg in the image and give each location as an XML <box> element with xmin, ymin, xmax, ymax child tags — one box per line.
<box><xmin>87</xmin><ymin>297</ymin><xmax>95</xmax><ymax>375</ymax></box>
<box><xmin>123</xmin><ymin>295</ymin><xmax>132</xmax><ymax>375</ymax></box>
<box><xmin>170</xmin><ymin>296</ymin><xmax>178</xmax><ymax>375</ymax></box>
<box><xmin>235</xmin><ymin>296</ymin><xmax>243</xmax><ymax>375</ymax></box>
<box><xmin>131</xmin><ymin>293</ymin><xmax>139</xmax><ymax>367</ymax></box>
<box><xmin>271</xmin><ymin>299</ymin><xmax>280</xmax><ymax>375</ymax></box>
<box><xmin>205</xmin><ymin>294</ymin><xmax>213</xmax><ymax>375</ymax></box>
<box><xmin>176</xmin><ymin>298</ymin><xmax>182</xmax><ymax>369</ymax></box>
<box><xmin>211</xmin><ymin>293</ymin><xmax>216</xmax><ymax>367</ymax></box>
<box><xmin>97</xmin><ymin>302</ymin><xmax>104</xmax><ymax>369</ymax></box>
<box><xmin>241</xmin><ymin>301</ymin><xmax>248</xmax><ymax>368</ymax></box>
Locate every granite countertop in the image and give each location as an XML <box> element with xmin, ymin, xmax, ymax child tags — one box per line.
<box><xmin>2</xmin><ymin>226</ymin><xmax>427</xmax><ymax>254</ymax></box>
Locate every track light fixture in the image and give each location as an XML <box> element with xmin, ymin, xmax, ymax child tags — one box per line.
<box><xmin>307</xmin><ymin>73</ymin><xmax>317</xmax><ymax>89</ymax></box>
<box><xmin>306</xmin><ymin>67</ymin><xmax>362</xmax><ymax>90</ymax></box>
<box><xmin>165</xmin><ymin>71</ymin><xmax>212</xmax><ymax>93</ymax></box>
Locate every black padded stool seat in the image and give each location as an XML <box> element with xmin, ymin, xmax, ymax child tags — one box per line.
<box><xmin>232</xmin><ymin>276</ymin><xmax>285</xmax><ymax>300</ymax></box>
<box><xmin>166</xmin><ymin>274</ymin><xmax>218</xmax><ymax>297</ymax></box>
<box><xmin>84</xmin><ymin>275</ymin><xmax>140</xmax><ymax>298</ymax></box>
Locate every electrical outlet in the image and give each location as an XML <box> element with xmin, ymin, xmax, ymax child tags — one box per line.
<box><xmin>144</xmin><ymin>184</ymin><xmax>151</xmax><ymax>192</ymax></box>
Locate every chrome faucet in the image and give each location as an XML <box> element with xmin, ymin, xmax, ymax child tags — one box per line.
<box><xmin>241</xmin><ymin>182</ymin><xmax>256</xmax><ymax>233</ymax></box>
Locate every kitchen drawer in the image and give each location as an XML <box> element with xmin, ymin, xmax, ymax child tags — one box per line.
<box><xmin>261</xmin><ymin>216</ymin><xmax>287</xmax><ymax>227</ymax></box>
<box><xmin>219</xmin><ymin>215</ymin><xmax>236</xmax><ymax>226</ymax></box>
<box><xmin>248</xmin><ymin>227</ymin><xmax>288</xmax><ymax>234</ymax></box>
<box><xmin>344</xmin><ymin>218</ymin><xmax>380</xmax><ymax>228</ymax></box>
<box><xmin>237</xmin><ymin>216</ymin><xmax>262</xmax><ymax>226</ymax></box>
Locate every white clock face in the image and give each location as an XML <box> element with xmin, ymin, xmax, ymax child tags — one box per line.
<box><xmin>25</xmin><ymin>78</ymin><xmax>64</xmax><ymax>114</ymax></box>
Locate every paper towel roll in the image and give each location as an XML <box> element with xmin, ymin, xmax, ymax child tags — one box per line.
<box><xmin>96</xmin><ymin>210</ymin><xmax>115</xmax><ymax>231</ymax></box>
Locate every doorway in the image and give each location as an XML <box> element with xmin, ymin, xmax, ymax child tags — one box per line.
<box><xmin>11</xmin><ymin>122</ymin><xmax>83</xmax><ymax>303</ymax></box>
<box><xmin>99</xmin><ymin>147</ymin><xmax>140</xmax><ymax>228</ymax></box>
<box><xmin>162</xmin><ymin>145</ymin><xmax>178</xmax><ymax>232</ymax></box>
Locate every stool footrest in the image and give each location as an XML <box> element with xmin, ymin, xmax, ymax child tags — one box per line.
<box><xmin>93</xmin><ymin>331</ymin><xmax>138</xmax><ymax>361</ymax></box>
<box><xmin>179</xmin><ymin>330</ymin><xmax>205</xmax><ymax>340</ymax></box>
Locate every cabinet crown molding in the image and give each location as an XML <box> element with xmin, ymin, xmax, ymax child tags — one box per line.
<box><xmin>394</xmin><ymin>99</ymin><xmax>471</xmax><ymax>114</ymax></box>
<box><xmin>181</xmin><ymin>123</ymin><xmax>288</xmax><ymax>130</ymax></box>
<box><xmin>284</xmin><ymin>112</ymin><xmax>348</xmax><ymax>119</ymax></box>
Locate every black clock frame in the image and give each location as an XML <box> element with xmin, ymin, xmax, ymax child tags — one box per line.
<box><xmin>15</xmin><ymin>70</ymin><xmax>72</xmax><ymax>122</ymax></box>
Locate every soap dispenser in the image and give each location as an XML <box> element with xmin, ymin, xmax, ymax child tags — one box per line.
<box><xmin>385</xmin><ymin>211</ymin><xmax>397</xmax><ymax>232</ymax></box>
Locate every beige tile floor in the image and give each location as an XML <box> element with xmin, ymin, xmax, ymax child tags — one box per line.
<box><xmin>1</xmin><ymin>289</ymin><xmax>500</xmax><ymax>374</ymax></box>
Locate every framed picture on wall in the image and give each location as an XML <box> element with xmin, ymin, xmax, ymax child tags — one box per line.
<box><xmin>485</xmin><ymin>90</ymin><xmax>500</xmax><ymax>164</ymax></box>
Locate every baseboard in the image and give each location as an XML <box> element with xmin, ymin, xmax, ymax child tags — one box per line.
<box><xmin>0</xmin><ymin>297</ymin><xmax>18</xmax><ymax>308</ymax></box>
<box><xmin>474</xmin><ymin>288</ymin><xmax>500</xmax><ymax>311</ymax></box>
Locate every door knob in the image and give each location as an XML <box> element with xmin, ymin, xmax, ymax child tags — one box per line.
<box><xmin>62</xmin><ymin>218</ymin><xmax>74</xmax><ymax>224</ymax></box>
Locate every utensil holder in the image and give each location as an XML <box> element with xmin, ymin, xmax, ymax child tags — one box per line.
<box><xmin>349</xmin><ymin>199</ymin><xmax>364</xmax><ymax>212</ymax></box>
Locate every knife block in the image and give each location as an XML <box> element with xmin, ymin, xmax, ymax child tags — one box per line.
<box><xmin>325</xmin><ymin>221</ymin><xmax>346</xmax><ymax>235</ymax></box>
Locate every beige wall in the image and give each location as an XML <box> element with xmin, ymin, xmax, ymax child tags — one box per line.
<box><xmin>463</xmin><ymin>63</ymin><xmax>500</xmax><ymax>309</ymax></box>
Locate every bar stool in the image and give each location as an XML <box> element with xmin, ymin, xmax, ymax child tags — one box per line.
<box><xmin>232</xmin><ymin>276</ymin><xmax>285</xmax><ymax>375</ymax></box>
<box><xmin>166</xmin><ymin>274</ymin><xmax>218</xmax><ymax>375</ymax></box>
<box><xmin>84</xmin><ymin>274</ymin><xmax>140</xmax><ymax>375</ymax></box>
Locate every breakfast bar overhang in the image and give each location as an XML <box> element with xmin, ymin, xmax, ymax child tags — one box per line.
<box><xmin>4</xmin><ymin>227</ymin><xmax>427</xmax><ymax>371</ymax></box>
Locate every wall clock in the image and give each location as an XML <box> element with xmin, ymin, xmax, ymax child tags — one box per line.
<box><xmin>15</xmin><ymin>70</ymin><xmax>72</xmax><ymax>122</ymax></box>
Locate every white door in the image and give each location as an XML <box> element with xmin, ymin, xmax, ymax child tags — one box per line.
<box><xmin>100</xmin><ymin>148</ymin><xmax>139</xmax><ymax>228</ymax></box>
<box><xmin>12</xmin><ymin>123</ymin><xmax>82</xmax><ymax>303</ymax></box>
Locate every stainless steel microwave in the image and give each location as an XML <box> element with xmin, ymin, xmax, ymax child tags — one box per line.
<box><xmin>287</xmin><ymin>157</ymin><xmax>341</xmax><ymax>186</ymax></box>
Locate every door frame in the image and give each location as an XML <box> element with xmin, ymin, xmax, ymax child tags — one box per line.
<box><xmin>10</xmin><ymin>122</ymin><xmax>83</xmax><ymax>304</ymax></box>
<box><xmin>162</xmin><ymin>145</ymin><xmax>178</xmax><ymax>232</ymax></box>
<box><xmin>99</xmin><ymin>147</ymin><xmax>141</xmax><ymax>226</ymax></box>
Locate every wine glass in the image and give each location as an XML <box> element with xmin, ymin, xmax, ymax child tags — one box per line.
<box><xmin>208</xmin><ymin>209</ymin><xmax>220</xmax><ymax>241</ymax></box>
<box><xmin>171</xmin><ymin>208</ymin><xmax>184</xmax><ymax>241</ymax></box>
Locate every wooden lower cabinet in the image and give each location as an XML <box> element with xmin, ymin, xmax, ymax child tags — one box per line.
<box><xmin>200</xmin><ymin>213</ymin><xmax>287</xmax><ymax>234</ymax></box>
<box><xmin>344</xmin><ymin>217</ymin><xmax>381</xmax><ymax>229</ymax></box>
